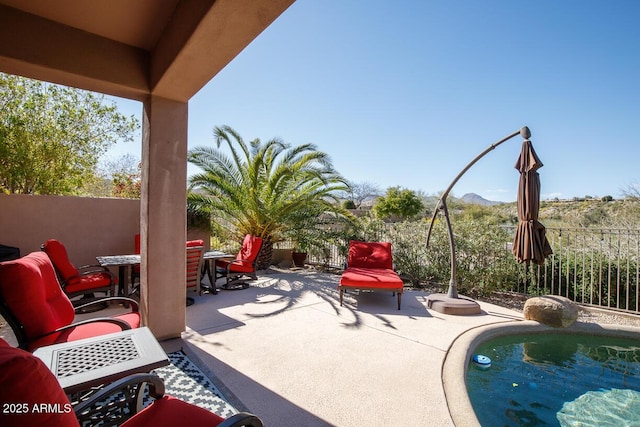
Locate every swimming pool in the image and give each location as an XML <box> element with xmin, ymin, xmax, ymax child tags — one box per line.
<box><xmin>443</xmin><ymin>321</ymin><xmax>640</xmax><ymax>427</ymax></box>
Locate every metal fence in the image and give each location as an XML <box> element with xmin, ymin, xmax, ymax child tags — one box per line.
<box><xmin>283</xmin><ymin>225</ymin><xmax>640</xmax><ymax>315</ymax></box>
<box><xmin>506</xmin><ymin>226</ymin><xmax>640</xmax><ymax>315</ymax></box>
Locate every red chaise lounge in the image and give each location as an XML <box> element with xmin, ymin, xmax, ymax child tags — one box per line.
<box><xmin>338</xmin><ymin>240</ymin><xmax>404</xmax><ymax>310</ymax></box>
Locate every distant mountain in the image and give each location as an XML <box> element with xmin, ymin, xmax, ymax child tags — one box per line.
<box><xmin>460</xmin><ymin>193</ymin><xmax>502</xmax><ymax>206</ymax></box>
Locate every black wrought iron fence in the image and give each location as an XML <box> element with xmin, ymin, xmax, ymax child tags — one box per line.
<box><xmin>275</xmin><ymin>224</ymin><xmax>640</xmax><ymax>315</ymax></box>
<box><xmin>506</xmin><ymin>226</ymin><xmax>640</xmax><ymax>314</ymax></box>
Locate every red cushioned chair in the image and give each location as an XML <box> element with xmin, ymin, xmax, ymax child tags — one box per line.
<box><xmin>186</xmin><ymin>239</ymin><xmax>205</xmax><ymax>306</ymax></box>
<box><xmin>215</xmin><ymin>235</ymin><xmax>263</xmax><ymax>290</ymax></box>
<box><xmin>0</xmin><ymin>252</ymin><xmax>140</xmax><ymax>351</ymax></box>
<box><xmin>0</xmin><ymin>339</ymin><xmax>264</xmax><ymax>427</ymax></box>
<box><xmin>128</xmin><ymin>238</ymin><xmax>205</xmax><ymax>306</ymax></box>
<box><xmin>338</xmin><ymin>240</ymin><xmax>404</xmax><ymax>310</ymax></box>
<box><xmin>41</xmin><ymin>239</ymin><xmax>115</xmax><ymax>303</ymax></box>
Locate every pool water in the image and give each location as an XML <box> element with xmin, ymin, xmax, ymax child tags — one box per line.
<box><xmin>466</xmin><ymin>333</ymin><xmax>640</xmax><ymax>426</ymax></box>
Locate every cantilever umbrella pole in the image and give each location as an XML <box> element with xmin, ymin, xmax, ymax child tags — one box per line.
<box><xmin>426</xmin><ymin>127</ymin><xmax>531</xmax><ymax>300</ymax></box>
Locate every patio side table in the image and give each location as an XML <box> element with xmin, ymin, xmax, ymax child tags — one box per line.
<box><xmin>33</xmin><ymin>327</ymin><xmax>169</xmax><ymax>395</ymax></box>
<box><xmin>96</xmin><ymin>254</ymin><xmax>141</xmax><ymax>297</ymax></box>
<box><xmin>201</xmin><ymin>250</ymin><xmax>234</xmax><ymax>294</ymax></box>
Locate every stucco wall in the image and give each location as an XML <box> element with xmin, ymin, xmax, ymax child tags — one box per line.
<box><xmin>0</xmin><ymin>194</ymin><xmax>209</xmax><ymax>267</ymax></box>
<box><xmin>0</xmin><ymin>194</ymin><xmax>141</xmax><ymax>266</ymax></box>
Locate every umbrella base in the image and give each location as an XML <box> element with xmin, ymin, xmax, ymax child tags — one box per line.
<box><xmin>426</xmin><ymin>293</ymin><xmax>481</xmax><ymax>315</ymax></box>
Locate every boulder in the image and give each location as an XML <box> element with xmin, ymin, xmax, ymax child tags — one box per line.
<box><xmin>523</xmin><ymin>295</ymin><xmax>578</xmax><ymax>327</ymax></box>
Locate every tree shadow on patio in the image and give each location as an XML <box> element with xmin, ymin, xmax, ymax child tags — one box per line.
<box><xmin>242</xmin><ymin>269</ymin><xmax>433</xmax><ymax>330</ymax></box>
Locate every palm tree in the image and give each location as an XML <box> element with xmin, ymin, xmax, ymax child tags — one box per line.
<box><xmin>187</xmin><ymin>125</ymin><xmax>354</xmax><ymax>269</ymax></box>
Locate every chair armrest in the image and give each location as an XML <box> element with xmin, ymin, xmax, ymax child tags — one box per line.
<box><xmin>74</xmin><ymin>373</ymin><xmax>163</xmax><ymax>412</ymax></box>
<box><xmin>219</xmin><ymin>412</ymin><xmax>264</xmax><ymax>427</ymax></box>
<box><xmin>74</xmin><ymin>296</ymin><xmax>139</xmax><ymax>313</ymax></box>
<box><xmin>77</xmin><ymin>263</ymin><xmax>110</xmax><ymax>272</ymax></box>
<box><xmin>74</xmin><ymin>373</ymin><xmax>264</xmax><ymax>427</ymax></box>
<box><xmin>53</xmin><ymin>316</ymin><xmax>133</xmax><ymax>333</ymax></box>
<box><xmin>32</xmin><ymin>316</ymin><xmax>133</xmax><ymax>342</ymax></box>
<box><xmin>73</xmin><ymin>373</ymin><xmax>164</xmax><ymax>420</ymax></box>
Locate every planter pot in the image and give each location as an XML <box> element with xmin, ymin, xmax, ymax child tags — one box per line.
<box><xmin>291</xmin><ymin>251</ymin><xmax>307</xmax><ymax>268</ymax></box>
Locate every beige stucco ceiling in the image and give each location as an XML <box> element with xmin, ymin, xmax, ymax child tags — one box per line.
<box><xmin>0</xmin><ymin>0</ymin><xmax>294</xmax><ymax>102</ymax></box>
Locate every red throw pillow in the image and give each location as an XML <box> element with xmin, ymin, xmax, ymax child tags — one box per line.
<box><xmin>0</xmin><ymin>339</ymin><xmax>79</xmax><ymax>427</ymax></box>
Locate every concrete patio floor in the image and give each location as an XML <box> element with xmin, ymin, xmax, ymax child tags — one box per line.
<box><xmin>167</xmin><ymin>268</ymin><xmax>524</xmax><ymax>426</ymax></box>
<box><xmin>0</xmin><ymin>267</ymin><xmax>525</xmax><ymax>426</ymax></box>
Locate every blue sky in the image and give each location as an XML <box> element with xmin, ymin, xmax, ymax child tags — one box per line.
<box><xmin>107</xmin><ymin>0</ymin><xmax>640</xmax><ymax>202</ymax></box>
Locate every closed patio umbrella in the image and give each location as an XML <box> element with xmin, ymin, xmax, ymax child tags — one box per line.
<box><xmin>512</xmin><ymin>137</ymin><xmax>552</xmax><ymax>265</ymax></box>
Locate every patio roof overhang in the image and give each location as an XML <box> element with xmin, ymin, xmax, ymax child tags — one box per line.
<box><xmin>0</xmin><ymin>0</ymin><xmax>295</xmax><ymax>339</ymax></box>
<box><xmin>0</xmin><ymin>0</ymin><xmax>293</xmax><ymax>102</ymax></box>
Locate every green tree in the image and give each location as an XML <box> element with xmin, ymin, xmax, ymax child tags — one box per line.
<box><xmin>0</xmin><ymin>73</ymin><xmax>139</xmax><ymax>195</ymax></box>
<box><xmin>187</xmin><ymin>125</ymin><xmax>355</xmax><ymax>269</ymax></box>
<box><xmin>372</xmin><ymin>186</ymin><xmax>425</xmax><ymax>221</ymax></box>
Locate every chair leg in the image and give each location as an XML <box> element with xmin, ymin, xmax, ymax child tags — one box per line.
<box><xmin>339</xmin><ymin>288</ymin><xmax>344</xmax><ymax>306</ymax></box>
<box><xmin>222</xmin><ymin>274</ymin><xmax>250</xmax><ymax>290</ymax></box>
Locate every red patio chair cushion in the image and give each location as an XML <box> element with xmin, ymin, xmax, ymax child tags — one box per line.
<box><xmin>215</xmin><ymin>235</ymin><xmax>262</xmax><ymax>273</ymax></box>
<box><xmin>0</xmin><ymin>339</ymin><xmax>79</xmax><ymax>427</ymax></box>
<box><xmin>41</xmin><ymin>239</ymin><xmax>114</xmax><ymax>296</ymax></box>
<box><xmin>28</xmin><ymin>311</ymin><xmax>141</xmax><ymax>351</ymax></box>
<box><xmin>65</xmin><ymin>271</ymin><xmax>112</xmax><ymax>293</ymax></box>
<box><xmin>186</xmin><ymin>239</ymin><xmax>204</xmax><ymax>248</ymax></box>
<box><xmin>340</xmin><ymin>267</ymin><xmax>404</xmax><ymax>290</ymax></box>
<box><xmin>237</xmin><ymin>234</ymin><xmax>261</xmax><ymax>262</ymax></box>
<box><xmin>41</xmin><ymin>239</ymin><xmax>79</xmax><ymax>279</ymax></box>
<box><xmin>121</xmin><ymin>395</ymin><xmax>225</xmax><ymax>427</ymax></box>
<box><xmin>347</xmin><ymin>241</ymin><xmax>394</xmax><ymax>270</ymax></box>
<box><xmin>0</xmin><ymin>252</ymin><xmax>75</xmax><ymax>340</ymax></box>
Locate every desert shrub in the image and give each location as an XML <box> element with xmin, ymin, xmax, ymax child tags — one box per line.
<box><xmin>368</xmin><ymin>216</ymin><xmax>518</xmax><ymax>294</ymax></box>
<box><xmin>385</xmin><ymin>221</ymin><xmax>432</xmax><ymax>286</ymax></box>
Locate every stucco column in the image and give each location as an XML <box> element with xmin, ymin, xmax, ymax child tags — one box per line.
<box><xmin>140</xmin><ymin>96</ymin><xmax>188</xmax><ymax>340</ymax></box>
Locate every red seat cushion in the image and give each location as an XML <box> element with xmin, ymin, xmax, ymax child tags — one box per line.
<box><xmin>28</xmin><ymin>311</ymin><xmax>142</xmax><ymax>351</ymax></box>
<box><xmin>0</xmin><ymin>339</ymin><xmax>79</xmax><ymax>427</ymax></box>
<box><xmin>65</xmin><ymin>271</ymin><xmax>112</xmax><ymax>293</ymax></box>
<box><xmin>121</xmin><ymin>395</ymin><xmax>225</xmax><ymax>427</ymax></box>
<box><xmin>340</xmin><ymin>267</ymin><xmax>403</xmax><ymax>290</ymax></box>
<box><xmin>215</xmin><ymin>259</ymin><xmax>255</xmax><ymax>273</ymax></box>
<box><xmin>215</xmin><ymin>235</ymin><xmax>262</xmax><ymax>273</ymax></box>
<box><xmin>347</xmin><ymin>241</ymin><xmax>394</xmax><ymax>269</ymax></box>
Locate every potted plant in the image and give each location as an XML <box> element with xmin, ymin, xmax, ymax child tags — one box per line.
<box><xmin>291</xmin><ymin>229</ymin><xmax>313</xmax><ymax>268</ymax></box>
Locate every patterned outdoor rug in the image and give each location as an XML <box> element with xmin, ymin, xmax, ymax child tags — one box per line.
<box><xmin>150</xmin><ymin>350</ymin><xmax>238</xmax><ymax>419</ymax></box>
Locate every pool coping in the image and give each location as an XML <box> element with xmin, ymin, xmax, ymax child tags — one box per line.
<box><xmin>443</xmin><ymin>320</ymin><xmax>640</xmax><ymax>427</ymax></box>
